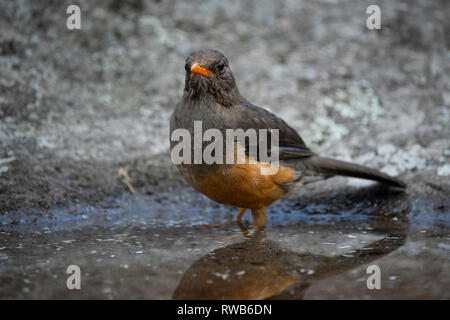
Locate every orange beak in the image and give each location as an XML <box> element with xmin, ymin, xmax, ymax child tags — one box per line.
<box><xmin>190</xmin><ymin>63</ymin><xmax>214</xmax><ymax>77</ymax></box>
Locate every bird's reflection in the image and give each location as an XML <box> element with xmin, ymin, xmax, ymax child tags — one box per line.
<box><xmin>173</xmin><ymin>188</ymin><xmax>409</xmax><ymax>300</ymax></box>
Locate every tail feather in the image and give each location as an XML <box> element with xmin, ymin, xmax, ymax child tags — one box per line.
<box><xmin>306</xmin><ymin>156</ymin><xmax>406</xmax><ymax>189</ymax></box>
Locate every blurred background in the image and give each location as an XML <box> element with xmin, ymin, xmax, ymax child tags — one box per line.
<box><xmin>1</xmin><ymin>0</ymin><xmax>449</xmax><ymax>210</ymax></box>
<box><xmin>0</xmin><ymin>0</ymin><xmax>449</xmax><ymax>299</ymax></box>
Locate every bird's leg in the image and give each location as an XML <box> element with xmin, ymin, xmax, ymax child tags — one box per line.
<box><xmin>229</xmin><ymin>207</ymin><xmax>267</xmax><ymax>236</ymax></box>
<box><xmin>198</xmin><ymin>208</ymin><xmax>247</xmax><ymax>230</ymax></box>
<box><xmin>236</xmin><ymin>208</ymin><xmax>246</xmax><ymax>221</ymax></box>
<box><xmin>203</xmin><ymin>208</ymin><xmax>263</xmax><ymax>240</ymax></box>
<box><xmin>250</xmin><ymin>207</ymin><xmax>267</xmax><ymax>230</ymax></box>
<box><xmin>226</xmin><ymin>207</ymin><xmax>267</xmax><ymax>238</ymax></box>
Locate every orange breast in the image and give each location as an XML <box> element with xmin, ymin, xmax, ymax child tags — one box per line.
<box><xmin>198</xmin><ymin>162</ymin><xmax>295</xmax><ymax>209</ymax></box>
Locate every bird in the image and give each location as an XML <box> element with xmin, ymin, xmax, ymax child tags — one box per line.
<box><xmin>170</xmin><ymin>48</ymin><xmax>406</xmax><ymax>233</ymax></box>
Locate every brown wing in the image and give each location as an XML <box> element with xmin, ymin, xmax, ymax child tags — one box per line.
<box><xmin>234</xmin><ymin>101</ymin><xmax>316</xmax><ymax>160</ymax></box>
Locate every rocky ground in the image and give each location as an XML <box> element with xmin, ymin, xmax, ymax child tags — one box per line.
<box><xmin>0</xmin><ymin>0</ymin><xmax>449</xmax><ymax>299</ymax></box>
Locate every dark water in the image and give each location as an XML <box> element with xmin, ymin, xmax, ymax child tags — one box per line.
<box><xmin>0</xmin><ymin>186</ymin><xmax>449</xmax><ymax>299</ymax></box>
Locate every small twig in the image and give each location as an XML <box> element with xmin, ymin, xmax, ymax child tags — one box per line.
<box><xmin>118</xmin><ymin>164</ymin><xmax>135</xmax><ymax>194</ymax></box>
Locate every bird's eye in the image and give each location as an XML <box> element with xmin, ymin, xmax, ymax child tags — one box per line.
<box><xmin>185</xmin><ymin>63</ymin><xmax>190</xmax><ymax>73</ymax></box>
<box><xmin>216</xmin><ymin>62</ymin><xmax>225</xmax><ymax>73</ymax></box>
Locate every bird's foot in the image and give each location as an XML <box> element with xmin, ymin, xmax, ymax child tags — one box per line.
<box><xmin>204</xmin><ymin>219</ymin><xmax>263</xmax><ymax>241</ymax></box>
<box><xmin>196</xmin><ymin>219</ymin><xmax>236</xmax><ymax>230</ymax></box>
<box><xmin>202</xmin><ymin>208</ymin><xmax>266</xmax><ymax>241</ymax></box>
<box><xmin>196</xmin><ymin>208</ymin><xmax>247</xmax><ymax>230</ymax></box>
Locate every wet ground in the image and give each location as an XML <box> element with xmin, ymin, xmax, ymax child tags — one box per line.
<box><xmin>1</xmin><ymin>183</ymin><xmax>448</xmax><ymax>299</ymax></box>
<box><xmin>0</xmin><ymin>0</ymin><xmax>449</xmax><ymax>299</ymax></box>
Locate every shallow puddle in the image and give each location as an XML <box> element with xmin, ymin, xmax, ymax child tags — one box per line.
<box><xmin>0</xmin><ymin>186</ymin><xmax>449</xmax><ymax>299</ymax></box>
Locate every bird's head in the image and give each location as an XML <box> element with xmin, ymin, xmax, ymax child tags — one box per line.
<box><xmin>183</xmin><ymin>49</ymin><xmax>240</xmax><ymax>107</ymax></box>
